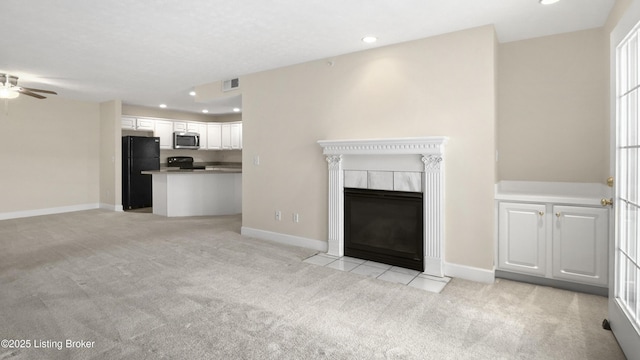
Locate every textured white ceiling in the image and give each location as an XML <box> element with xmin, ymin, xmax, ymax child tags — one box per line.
<box><xmin>0</xmin><ymin>0</ymin><xmax>615</xmax><ymax>114</ymax></box>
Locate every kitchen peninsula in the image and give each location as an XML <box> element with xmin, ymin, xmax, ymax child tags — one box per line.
<box><xmin>142</xmin><ymin>166</ymin><xmax>241</xmax><ymax>217</ymax></box>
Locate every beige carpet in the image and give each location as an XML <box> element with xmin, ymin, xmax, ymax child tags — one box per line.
<box><xmin>0</xmin><ymin>210</ymin><xmax>625</xmax><ymax>359</ymax></box>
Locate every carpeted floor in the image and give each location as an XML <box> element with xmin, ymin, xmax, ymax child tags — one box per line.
<box><xmin>0</xmin><ymin>210</ymin><xmax>625</xmax><ymax>359</ymax></box>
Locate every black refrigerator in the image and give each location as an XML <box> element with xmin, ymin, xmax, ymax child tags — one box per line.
<box><xmin>122</xmin><ymin>136</ymin><xmax>160</xmax><ymax>210</ymax></box>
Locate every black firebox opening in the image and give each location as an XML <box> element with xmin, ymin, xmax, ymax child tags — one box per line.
<box><xmin>344</xmin><ymin>187</ymin><xmax>424</xmax><ymax>271</ymax></box>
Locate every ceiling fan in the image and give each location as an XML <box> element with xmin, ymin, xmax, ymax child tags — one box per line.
<box><xmin>0</xmin><ymin>73</ymin><xmax>57</xmax><ymax>99</ymax></box>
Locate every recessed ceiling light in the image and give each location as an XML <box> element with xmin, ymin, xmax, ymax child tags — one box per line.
<box><xmin>362</xmin><ymin>36</ymin><xmax>377</xmax><ymax>44</ymax></box>
<box><xmin>189</xmin><ymin>91</ymin><xmax>196</xmax><ymax>96</ymax></box>
<box><xmin>159</xmin><ymin>104</ymin><xmax>167</xmax><ymax>108</ymax></box>
<box><xmin>539</xmin><ymin>0</ymin><xmax>560</xmax><ymax>4</ymax></box>
<box><xmin>202</xmin><ymin>109</ymin><xmax>208</xmax><ymax>113</ymax></box>
<box><xmin>233</xmin><ymin>108</ymin><xmax>241</xmax><ymax>112</ymax></box>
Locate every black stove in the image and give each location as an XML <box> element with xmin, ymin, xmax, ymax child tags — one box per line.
<box><xmin>166</xmin><ymin>156</ymin><xmax>205</xmax><ymax>170</ymax></box>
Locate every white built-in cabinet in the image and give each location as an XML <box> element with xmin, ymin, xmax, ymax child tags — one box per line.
<box><xmin>498</xmin><ymin>202</ymin><xmax>547</xmax><ymax>276</ymax></box>
<box><xmin>496</xmin><ymin>181</ymin><xmax>610</xmax><ymax>289</ymax></box>
<box><xmin>552</xmin><ymin>206</ymin><xmax>608</xmax><ymax>286</ymax></box>
<box><xmin>120</xmin><ymin>117</ymin><xmax>241</xmax><ymax>150</ymax></box>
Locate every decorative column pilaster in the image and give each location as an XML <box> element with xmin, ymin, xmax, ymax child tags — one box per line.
<box><xmin>422</xmin><ymin>154</ymin><xmax>445</xmax><ymax>277</ymax></box>
<box><xmin>326</xmin><ymin>155</ymin><xmax>344</xmax><ymax>256</ymax></box>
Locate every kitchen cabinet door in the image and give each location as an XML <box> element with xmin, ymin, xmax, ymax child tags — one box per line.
<box><xmin>154</xmin><ymin>120</ymin><xmax>173</xmax><ymax>149</ymax></box>
<box><xmin>121</xmin><ymin>117</ymin><xmax>136</xmax><ymax>130</ymax></box>
<box><xmin>498</xmin><ymin>202</ymin><xmax>547</xmax><ymax>276</ymax></box>
<box><xmin>221</xmin><ymin>123</ymin><xmax>232</xmax><ymax>149</ymax></box>
<box><xmin>186</xmin><ymin>122</ymin><xmax>200</xmax><ymax>133</ymax></box>
<box><xmin>207</xmin><ymin>123</ymin><xmax>222</xmax><ymax>150</ymax></box>
<box><xmin>136</xmin><ymin>118</ymin><xmax>155</xmax><ymax>131</ymax></box>
<box><xmin>196</xmin><ymin>123</ymin><xmax>207</xmax><ymax>150</ymax></box>
<box><xmin>173</xmin><ymin>122</ymin><xmax>187</xmax><ymax>132</ymax></box>
<box><xmin>552</xmin><ymin>206</ymin><xmax>608</xmax><ymax>286</ymax></box>
<box><xmin>230</xmin><ymin>123</ymin><xmax>242</xmax><ymax>149</ymax></box>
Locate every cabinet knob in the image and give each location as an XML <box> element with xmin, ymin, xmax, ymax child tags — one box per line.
<box><xmin>556</xmin><ymin>212</ymin><xmax>561</xmax><ymax>218</ymax></box>
<box><xmin>601</xmin><ymin>198</ymin><xmax>613</xmax><ymax>207</ymax></box>
<box><xmin>538</xmin><ymin>211</ymin><xmax>544</xmax><ymax>216</ymax></box>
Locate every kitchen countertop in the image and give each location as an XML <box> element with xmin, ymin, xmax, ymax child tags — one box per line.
<box><xmin>142</xmin><ymin>162</ymin><xmax>242</xmax><ymax>175</ymax></box>
<box><xmin>495</xmin><ymin>180</ymin><xmax>610</xmax><ymax>206</ymax></box>
<box><xmin>142</xmin><ymin>167</ymin><xmax>242</xmax><ymax>174</ymax></box>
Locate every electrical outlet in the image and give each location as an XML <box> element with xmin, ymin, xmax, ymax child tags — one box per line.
<box><xmin>293</xmin><ymin>213</ymin><xmax>300</xmax><ymax>223</ymax></box>
<box><xmin>275</xmin><ymin>210</ymin><xmax>281</xmax><ymax>221</ymax></box>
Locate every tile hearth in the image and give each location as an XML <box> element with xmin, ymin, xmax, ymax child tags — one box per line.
<box><xmin>303</xmin><ymin>253</ymin><xmax>451</xmax><ymax>293</ymax></box>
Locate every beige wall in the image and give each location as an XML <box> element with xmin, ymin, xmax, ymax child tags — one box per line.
<box><xmin>497</xmin><ymin>28</ymin><xmax>608</xmax><ymax>182</ymax></box>
<box><xmin>0</xmin><ymin>96</ymin><xmax>100</xmax><ymax>213</ymax></box>
<box><xmin>242</xmin><ymin>25</ymin><xmax>497</xmax><ymax>270</ymax></box>
<box><xmin>99</xmin><ymin>100</ymin><xmax>121</xmax><ymax>207</ymax></box>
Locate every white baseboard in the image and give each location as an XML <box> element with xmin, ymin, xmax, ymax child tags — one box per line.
<box><xmin>444</xmin><ymin>262</ymin><xmax>495</xmax><ymax>284</ymax></box>
<box><xmin>0</xmin><ymin>203</ymin><xmax>101</xmax><ymax>221</ymax></box>
<box><xmin>100</xmin><ymin>203</ymin><xmax>124</xmax><ymax>212</ymax></box>
<box><xmin>241</xmin><ymin>227</ymin><xmax>328</xmax><ymax>252</ymax></box>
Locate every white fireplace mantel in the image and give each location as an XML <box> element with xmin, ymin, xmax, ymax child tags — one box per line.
<box><xmin>318</xmin><ymin>137</ymin><xmax>448</xmax><ymax>277</ymax></box>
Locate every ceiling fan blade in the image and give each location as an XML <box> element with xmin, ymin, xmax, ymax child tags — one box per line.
<box><xmin>18</xmin><ymin>89</ymin><xmax>46</xmax><ymax>99</ymax></box>
<box><xmin>22</xmin><ymin>87</ymin><xmax>57</xmax><ymax>95</ymax></box>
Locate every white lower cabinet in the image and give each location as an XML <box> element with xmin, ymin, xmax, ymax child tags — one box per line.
<box><xmin>552</xmin><ymin>206</ymin><xmax>608</xmax><ymax>286</ymax></box>
<box><xmin>498</xmin><ymin>201</ymin><xmax>608</xmax><ymax>287</ymax></box>
<box><xmin>498</xmin><ymin>203</ymin><xmax>547</xmax><ymax>276</ymax></box>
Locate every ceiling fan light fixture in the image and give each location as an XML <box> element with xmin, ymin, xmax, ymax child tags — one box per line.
<box><xmin>0</xmin><ymin>88</ymin><xmax>19</xmax><ymax>99</ymax></box>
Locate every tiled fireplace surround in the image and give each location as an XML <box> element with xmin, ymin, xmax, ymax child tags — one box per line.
<box><xmin>318</xmin><ymin>137</ymin><xmax>448</xmax><ymax>277</ymax></box>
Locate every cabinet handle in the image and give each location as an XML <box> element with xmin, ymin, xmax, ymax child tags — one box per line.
<box><xmin>538</xmin><ymin>211</ymin><xmax>544</xmax><ymax>216</ymax></box>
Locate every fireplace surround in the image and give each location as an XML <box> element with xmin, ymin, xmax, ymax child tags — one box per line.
<box><xmin>318</xmin><ymin>137</ymin><xmax>448</xmax><ymax>276</ymax></box>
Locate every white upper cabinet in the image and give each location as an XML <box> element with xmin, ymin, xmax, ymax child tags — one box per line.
<box><xmin>121</xmin><ymin>117</ymin><xmax>155</xmax><ymax>132</ymax></box>
<box><xmin>187</xmin><ymin>122</ymin><xmax>200</xmax><ymax>133</ymax></box>
<box><xmin>207</xmin><ymin>123</ymin><xmax>222</xmax><ymax>150</ymax></box>
<box><xmin>121</xmin><ymin>116</ymin><xmax>241</xmax><ymax>151</ymax></box>
<box><xmin>136</xmin><ymin>118</ymin><xmax>155</xmax><ymax>131</ymax></box>
<box><xmin>173</xmin><ymin>122</ymin><xmax>187</xmax><ymax>132</ymax></box>
<box><xmin>154</xmin><ymin>120</ymin><xmax>173</xmax><ymax>149</ymax></box>
<box><xmin>194</xmin><ymin>123</ymin><xmax>207</xmax><ymax>150</ymax></box>
<box><xmin>230</xmin><ymin>123</ymin><xmax>242</xmax><ymax>149</ymax></box>
<box><xmin>121</xmin><ymin>117</ymin><xmax>137</xmax><ymax>130</ymax></box>
<box><xmin>222</xmin><ymin>122</ymin><xmax>243</xmax><ymax>150</ymax></box>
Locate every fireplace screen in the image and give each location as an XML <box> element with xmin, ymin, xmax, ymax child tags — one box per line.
<box><xmin>344</xmin><ymin>187</ymin><xmax>424</xmax><ymax>271</ymax></box>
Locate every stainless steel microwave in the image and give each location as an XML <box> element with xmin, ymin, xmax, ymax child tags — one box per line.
<box><xmin>173</xmin><ymin>132</ymin><xmax>200</xmax><ymax>149</ymax></box>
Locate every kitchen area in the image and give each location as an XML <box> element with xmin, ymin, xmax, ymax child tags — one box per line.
<box><xmin>121</xmin><ymin>105</ymin><xmax>242</xmax><ymax>217</ymax></box>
